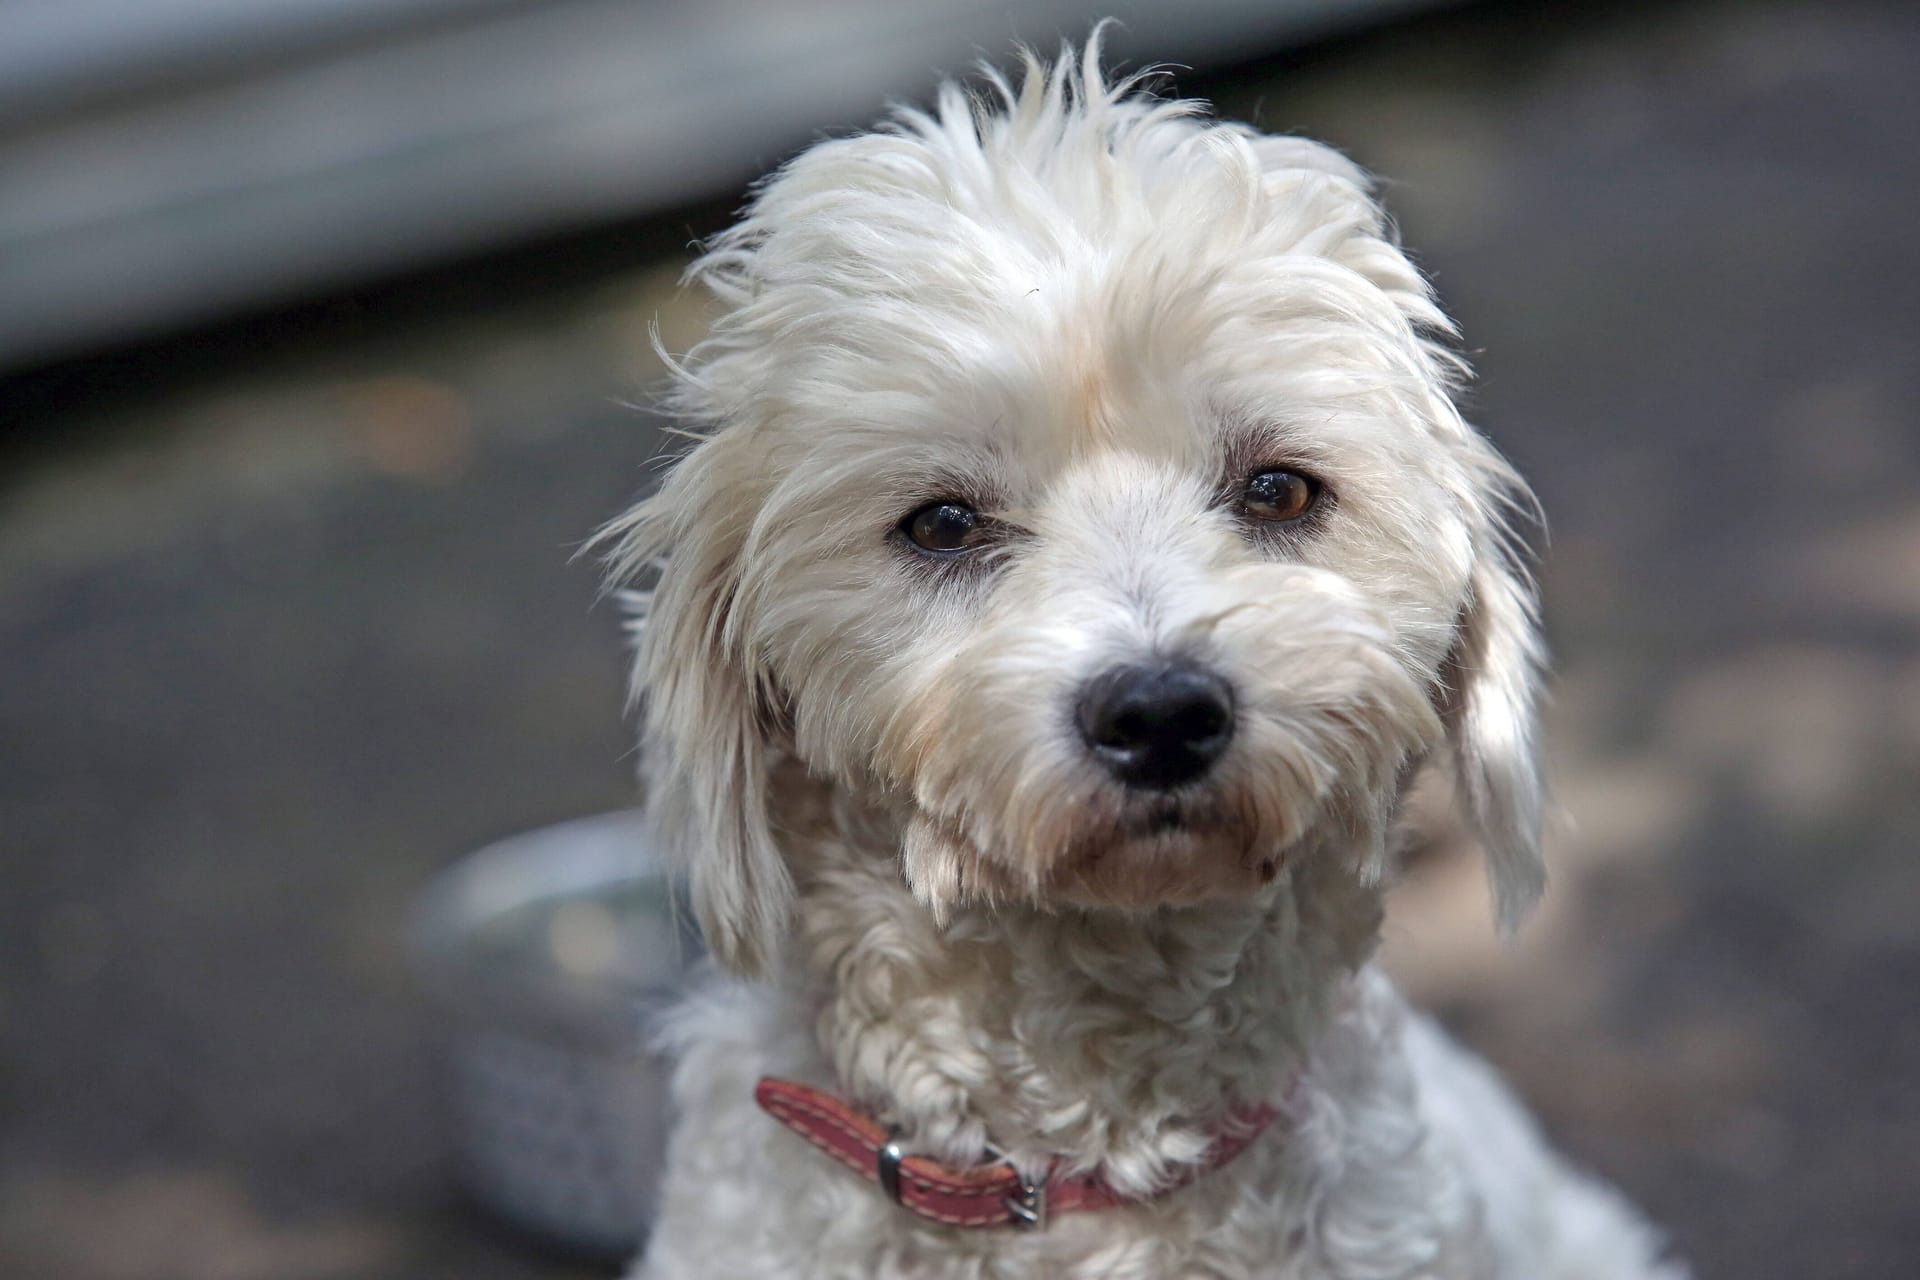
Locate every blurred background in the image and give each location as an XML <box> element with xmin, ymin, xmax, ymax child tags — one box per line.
<box><xmin>3</xmin><ymin>0</ymin><xmax>1917</xmax><ymax>1276</ymax></box>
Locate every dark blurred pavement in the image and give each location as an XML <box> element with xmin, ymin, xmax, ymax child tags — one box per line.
<box><xmin>3</xmin><ymin>1</ymin><xmax>1918</xmax><ymax>1276</ymax></box>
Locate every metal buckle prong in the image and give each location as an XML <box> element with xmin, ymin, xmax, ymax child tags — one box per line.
<box><xmin>1004</xmin><ymin>1174</ymin><xmax>1047</xmax><ymax>1229</ymax></box>
<box><xmin>876</xmin><ymin>1128</ymin><xmax>906</xmax><ymax>1205</ymax></box>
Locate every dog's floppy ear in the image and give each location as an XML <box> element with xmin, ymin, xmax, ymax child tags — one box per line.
<box><xmin>1246</xmin><ymin>131</ymin><xmax>1548</xmax><ymax>928</ymax></box>
<box><xmin>1439</xmin><ymin>456</ymin><xmax>1547</xmax><ymax>933</ymax></box>
<box><xmin>602</xmin><ymin>438</ymin><xmax>791</xmax><ymax>976</ymax></box>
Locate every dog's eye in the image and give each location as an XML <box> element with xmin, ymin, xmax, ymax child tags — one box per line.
<box><xmin>1242</xmin><ymin>469</ymin><xmax>1321</xmax><ymax>523</ymax></box>
<box><xmin>902</xmin><ymin>501</ymin><xmax>988</xmax><ymax>553</ymax></box>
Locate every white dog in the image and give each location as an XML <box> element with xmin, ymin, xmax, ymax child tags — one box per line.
<box><xmin>604</xmin><ymin>37</ymin><xmax>1685</xmax><ymax>1280</ymax></box>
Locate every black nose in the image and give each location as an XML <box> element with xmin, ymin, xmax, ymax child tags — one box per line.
<box><xmin>1076</xmin><ymin>661</ymin><xmax>1235</xmax><ymax>791</ymax></box>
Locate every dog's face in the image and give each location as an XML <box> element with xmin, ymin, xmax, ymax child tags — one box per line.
<box><xmin>608</xmin><ymin>54</ymin><xmax>1545</xmax><ymax>972</ymax></box>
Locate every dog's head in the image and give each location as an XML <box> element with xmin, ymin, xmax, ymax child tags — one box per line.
<box><xmin>606</xmin><ymin>44</ymin><xmax>1544</xmax><ymax>974</ymax></box>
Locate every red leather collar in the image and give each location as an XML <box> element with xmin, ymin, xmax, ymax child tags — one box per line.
<box><xmin>754</xmin><ymin>1076</ymin><xmax>1277</xmax><ymax>1230</ymax></box>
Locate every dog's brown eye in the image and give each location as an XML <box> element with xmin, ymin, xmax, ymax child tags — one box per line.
<box><xmin>1242</xmin><ymin>469</ymin><xmax>1321</xmax><ymax>523</ymax></box>
<box><xmin>903</xmin><ymin>501</ymin><xmax>987</xmax><ymax>552</ymax></box>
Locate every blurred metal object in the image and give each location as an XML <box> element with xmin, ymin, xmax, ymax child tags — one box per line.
<box><xmin>0</xmin><ymin>0</ymin><xmax>1447</xmax><ymax>372</ymax></box>
<box><xmin>412</xmin><ymin>809</ymin><xmax>699</xmax><ymax>1258</ymax></box>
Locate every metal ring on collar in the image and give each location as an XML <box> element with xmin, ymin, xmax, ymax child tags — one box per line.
<box><xmin>876</xmin><ymin>1129</ymin><xmax>906</xmax><ymax>1205</ymax></box>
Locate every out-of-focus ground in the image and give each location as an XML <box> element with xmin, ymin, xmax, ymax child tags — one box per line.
<box><xmin>2</xmin><ymin>0</ymin><xmax>1917</xmax><ymax>1276</ymax></box>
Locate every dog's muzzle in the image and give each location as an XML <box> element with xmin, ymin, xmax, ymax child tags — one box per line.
<box><xmin>1076</xmin><ymin>659</ymin><xmax>1235</xmax><ymax>790</ymax></box>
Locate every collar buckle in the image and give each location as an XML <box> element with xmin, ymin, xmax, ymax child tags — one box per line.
<box><xmin>876</xmin><ymin>1129</ymin><xmax>906</xmax><ymax>1205</ymax></box>
<box><xmin>1004</xmin><ymin>1173</ymin><xmax>1047</xmax><ymax>1229</ymax></box>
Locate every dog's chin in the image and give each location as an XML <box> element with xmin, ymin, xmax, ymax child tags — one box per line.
<box><xmin>1045</xmin><ymin>813</ymin><xmax>1283</xmax><ymax>911</ymax></box>
<box><xmin>901</xmin><ymin>801</ymin><xmax>1287</xmax><ymax>919</ymax></box>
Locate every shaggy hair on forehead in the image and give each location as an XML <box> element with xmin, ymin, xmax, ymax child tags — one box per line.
<box><xmin>672</xmin><ymin>46</ymin><xmax>1457</xmax><ymax>433</ymax></box>
<box><xmin>603</xmin><ymin>34</ymin><xmax>1679</xmax><ymax>1280</ymax></box>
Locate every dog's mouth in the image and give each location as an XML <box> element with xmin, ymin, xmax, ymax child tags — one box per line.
<box><xmin>902</xmin><ymin>782</ymin><xmax>1298</xmax><ymax>917</ymax></box>
<box><xmin>1065</xmin><ymin>796</ymin><xmax>1216</xmax><ymax>856</ymax></box>
<box><xmin>1116</xmin><ymin>789</ymin><xmax>1260</xmax><ymax>842</ymax></box>
<box><xmin>1139</xmin><ymin>801</ymin><xmax>1190</xmax><ymax>837</ymax></box>
<box><xmin>1039</xmin><ymin>794</ymin><xmax>1287</xmax><ymax>907</ymax></box>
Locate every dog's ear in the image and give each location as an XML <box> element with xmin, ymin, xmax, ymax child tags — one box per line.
<box><xmin>602</xmin><ymin>438</ymin><xmax>792</xmax><ymax>976</ymax></box>
<box><xmin>1438</xmin><ymin>457</ymin><xmax>1547</xmax><ymax>933</ymax></box>
<box><xmin>1246</xmin><ymin>132</ymin><xmax>1548</xmax><ymax>928</ymax></box>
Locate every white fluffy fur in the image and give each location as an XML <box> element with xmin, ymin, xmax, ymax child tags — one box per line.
<box><xmin>605</xmin><ymin>37</ymin><xmax>1684</xmax><ymax>1280</ymax></box>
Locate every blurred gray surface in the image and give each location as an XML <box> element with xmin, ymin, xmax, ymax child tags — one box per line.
<box><xmin>3</xmin><ymin>0</ymin><xmax>1919</xmax><ymax>1276</ymax></box>
<box><xmin>0</xmin><ymin>0</ymin><xmax>1438</xmax><ymax>371</ymax></box>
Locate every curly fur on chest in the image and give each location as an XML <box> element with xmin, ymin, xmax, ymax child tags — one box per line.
<box><xmin>631</xmin><ymin>776</ymin><xmax>1675</xmax><ymax>1280</ymax></box>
